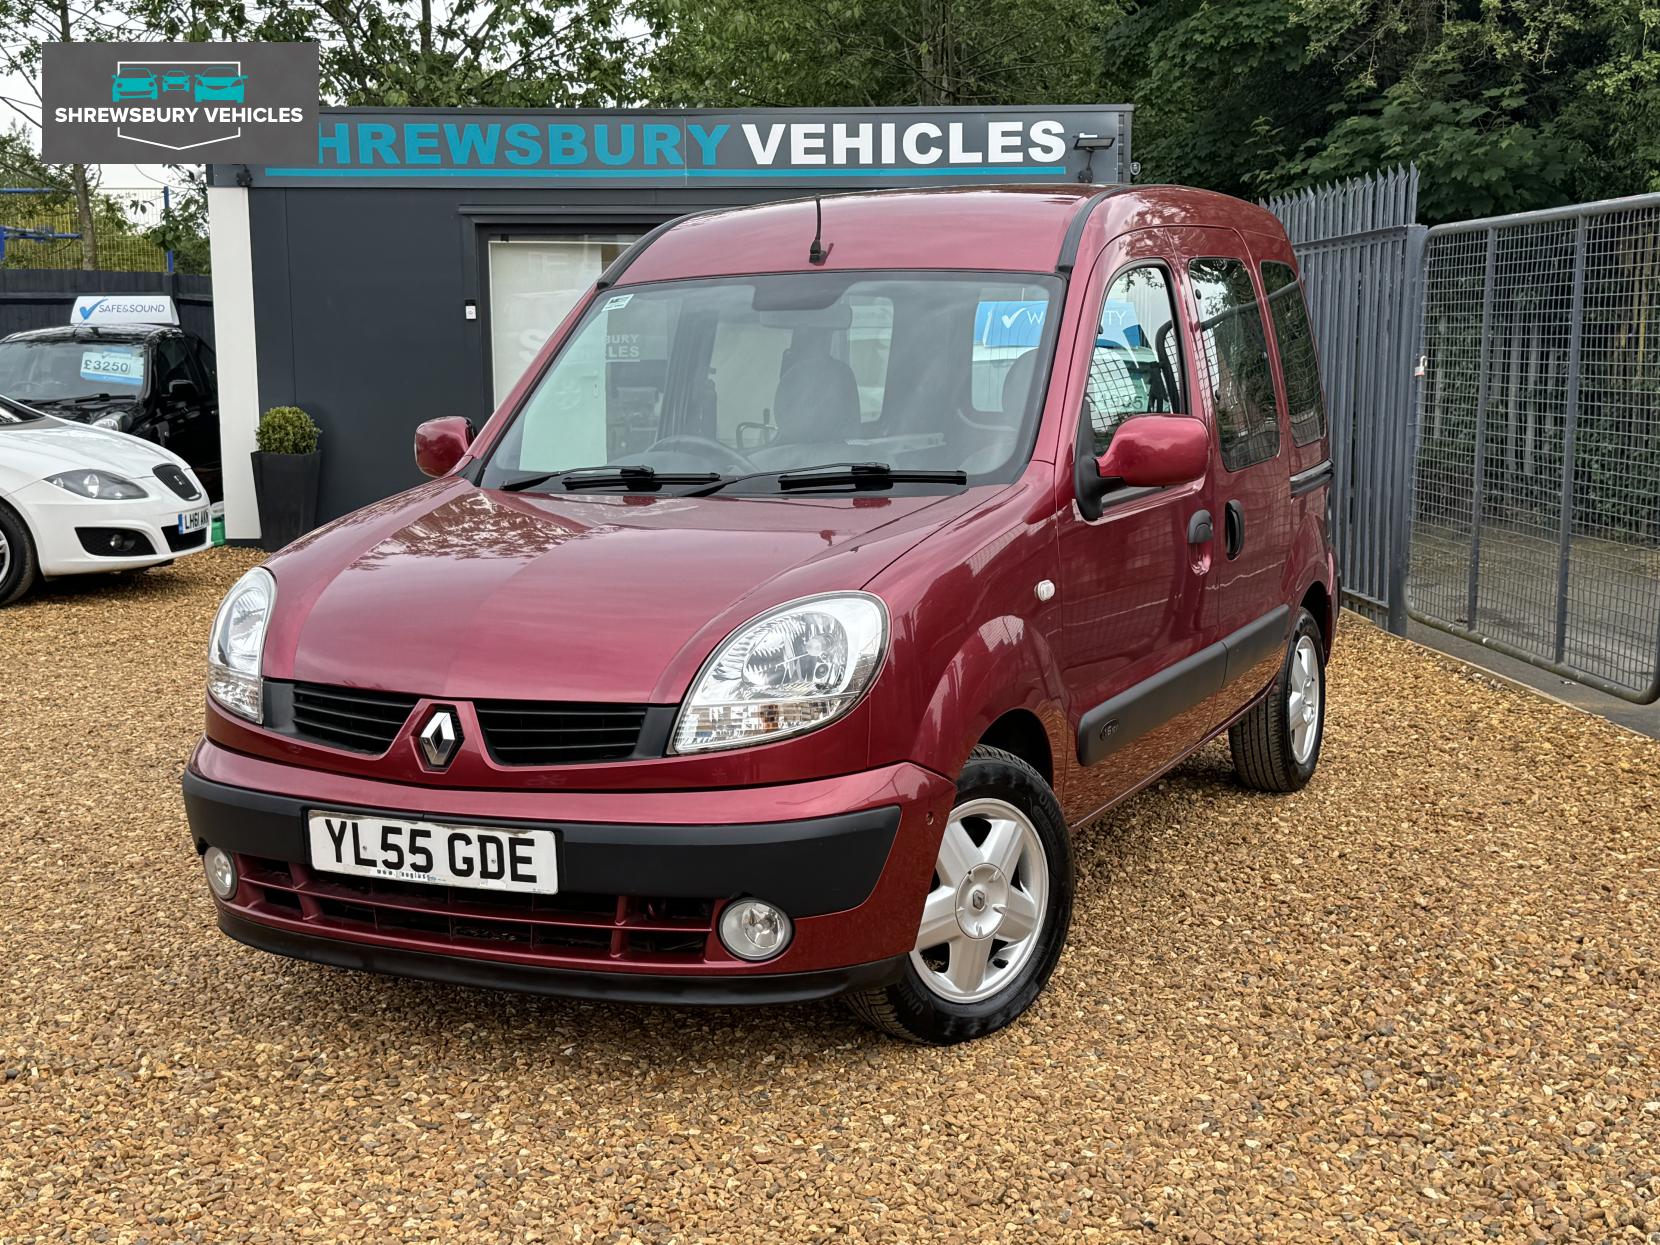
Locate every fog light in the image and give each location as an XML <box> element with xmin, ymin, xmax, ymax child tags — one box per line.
<box><xmin>718</xmin><ymin>898</ymin><xmax>792</xmax><ymax>961</ymax></box>
<box><xmin>203</xmin><ymin>846</ymin><xmax>237</xmax><ymax>900</ymax></box>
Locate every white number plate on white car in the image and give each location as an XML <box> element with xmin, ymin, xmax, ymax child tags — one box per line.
<box><xmin>177</xmin><ymin>507</ymin><xmax>209</xmax><ymax>534</ymax></box>
<box><xmin>307</xmin><ymin>812</ymin><xmax>559</xmax><ymax>894</ymax></box>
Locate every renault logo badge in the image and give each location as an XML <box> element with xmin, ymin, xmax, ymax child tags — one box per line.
<box><xmin>417</xmin><ymin>706</ymin><xmax>462</xmax><ymax>769</ymax></box>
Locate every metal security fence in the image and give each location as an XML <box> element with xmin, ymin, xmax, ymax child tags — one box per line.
<box><xmin>1411</xmin><ymin>195</ymin><xmax>1660</xmax><ymax>702</ymax></box>
<box><xmin>1266</xmin><ymin>167</ymin><xmax>1427</xmax><ymax>630</ymax></box>
<box><xmin>0</xmin><ymin>187</ymin><xmax>205</xmax><ymax>274</ymax></box>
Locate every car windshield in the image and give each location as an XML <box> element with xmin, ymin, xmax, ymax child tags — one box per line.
<box><xmin>477</xmin><ymin>270</ymin><xmax>1063</xmax><ymax>491</ymax></box>
<box><xmin>0</xmin><ymin>340</ymin><xmax>146</xmax><ymax>402</ymax></box>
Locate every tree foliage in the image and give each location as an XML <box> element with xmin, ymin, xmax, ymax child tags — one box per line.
<box><xmin>139</xmin><ymin>0</ymin><xmax>642</xmax><ymax>108</ymax></box>
<box><xmin>0</xmin><ymin>128</ymin><xmax>198</xmax><ymax>272</ymax></box>
<box><xmin>637</xmin><ymin>0</ymin><xmax>1109</xmax><ymax>107</ymax></box>
<box><xmin>638</xmin><ymin>0</ymin><xmax>1660</xmax><ymax>224</ymax></box>
<box><xmin>1099</xmin><ymin>0</ymin><xmax>1660</xmax><ymax>222</ymax></box>
<box><xmin>0</xmin><ymin>0</ymin><xmax>150</xmax><ymax>266</ymax></box>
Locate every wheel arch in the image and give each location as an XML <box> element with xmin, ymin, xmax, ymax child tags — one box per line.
<box><xmin>977</xmin><ymin>708</ymin><xmax>1053</xmax><ymax>788</ymax></box>
<box><xmin>1299</xmin><ymin>577</ymin><xmax>1334</xmax><ymax>655</ymax></box>
<box><xmin>908</xmin><ymin>611</ymin><xmax>1069</xmax><ymax>790</ymax></box>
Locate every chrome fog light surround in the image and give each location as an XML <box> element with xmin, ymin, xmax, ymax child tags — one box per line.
<box><xmin>203</xmin><ymin>846</ymin><xmax>238</xmax><ymax>900</ymax></box>
<box><xmin>718</xmin><ymin>898</ymin><xmax>793</xmax><ymax>961</ymax></box>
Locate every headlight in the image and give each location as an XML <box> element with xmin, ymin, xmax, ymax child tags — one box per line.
<box><xmin>206</xmin><ymin>567</ymin><xmax>275</xmax><ymax>723</ymax></box>
<box><xmin>672</xmin><ymin>593</ymin><xmax>887</xmax><ymax>753</ymax></box>
<box><xmin>92</xmin><ymin>414</ymin><xmax>124</xmax><ymax>430</ymax></box>
<box><xmin>47</xmin><ymin>470</ymin><xmax>145</xmax><ymax>499</ymax></box>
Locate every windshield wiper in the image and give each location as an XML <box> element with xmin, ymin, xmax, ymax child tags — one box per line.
<box><xmin>497</xmin><ymin>464</ymin><xmax>720</xmax><ymax>493</ymax></box>
<box><xmin>775</xmin><ymin>462</ymin><xmax>968</xmax><ymax>491</ymax></box>
<box><xmin>688</xmin><ymin>461</ymin><xmax>969</xmax><ymax>497</ymax></box>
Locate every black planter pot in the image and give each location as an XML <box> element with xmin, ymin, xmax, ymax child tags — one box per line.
<box><xmin>250</xmin><ymin>450</ymin><xmax>320</xmax><ymax>552</ymax></box>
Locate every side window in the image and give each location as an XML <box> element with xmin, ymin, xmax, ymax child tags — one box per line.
<box><xmin>192</xmin><ymin>338</ymin><xmax>218</xmax><ymax>390</ymax></box>
<box><xmin>154</xmin><ymin>337</ymin><xmax>194</xmax><ymax>395</ymax></box>
<box><xmin>1082</xmin><ymin>265</ymin><xmax>1183</xmax><ymax>457</ymax></box>
<box><xmin>1261</xmin><ymin>261</ymin><xmax>1326</xmax><ymax>446</ymax></box>
<box><xmin>1189</xmin><ymin>258</ymin><xmax>1279</xmax><ymax>470</ymax></box>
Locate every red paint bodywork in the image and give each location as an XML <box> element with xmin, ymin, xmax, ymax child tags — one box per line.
<box><xmin>413</xmin><ymin>417</ymin><xmax>472</xmax><ymax>478</ymax></box>
<box><xmin>193</xmin><ymin>184</ymin><xmax>1338</xmax><ymax>982</ymax></box>
<box><xmin>1097</xmin><ymin>415</ymin><xmax>1210</xmax><ymax>488</ymax></box>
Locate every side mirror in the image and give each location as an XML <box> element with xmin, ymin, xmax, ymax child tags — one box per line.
<box><xmin>1097</xmin><ymin>415</ymin><xmax>1210</xmax><ymax>488</ymax></box>
<box><xmin>167</xmin><ymin>377</ymin><xmax>200</xmax><ymax>402</ymax></box>
<box><xmin>414</xmin><ymin>416</ymin><xmax>473</xmax><ymax>478</ymax></box>
<box><xmin>1076</xmin><ymin>414</ymin><xmax>1209</xmax><ymax>520</ymax></box>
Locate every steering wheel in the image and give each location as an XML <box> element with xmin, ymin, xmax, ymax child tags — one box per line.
<box><xmin>645</xmin><ymin>435</ymin><xmax>757</xmax><ymax>474</ymax></box>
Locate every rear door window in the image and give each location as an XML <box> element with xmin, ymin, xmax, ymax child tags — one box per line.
<box><xmin>1189</xmin><ymin>257</ymin><xmax>1280</xmax><ymax>470</ymax></box>
<box><xmin>1261</xmin><ymin>261</ymin><xmax>1326</xmax><ymax>447</ymax></box>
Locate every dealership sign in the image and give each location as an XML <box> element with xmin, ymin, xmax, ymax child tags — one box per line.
<box><xmin>232</xmin><ymin>106</ymin><xmax>1132</xmax><ymax>188</ymax></box>
<box><xmin>42</xmin><ymin>42</ymin><xmax>317</xmax><ymax>163</ymax></box>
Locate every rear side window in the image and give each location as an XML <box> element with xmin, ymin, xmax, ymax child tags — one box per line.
<box><xmin>1189</xmin><ymin>258</ymin><xmax>1279</xmax><ymax>470</ymax></box>
<box><xmin>1262</xmin><ymin>261</ymin><xmax>1326</xmax><ymax>446</ymax></box>
<box><xmin>155</xmin><ymin>337</ymin><xmax>194</xmax><ymax>393</ymax></box>
<box><xmin>1082</xmin><ymin>265</ymin><xmax>1184</xmax><ymax>457</ymax></box>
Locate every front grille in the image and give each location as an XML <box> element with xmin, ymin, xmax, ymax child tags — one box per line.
<box><xmin>232</xmin><ymin>855</ymin><xmax>715</xmax><ymax>965</ymax></box>
<box><xmin>153</xmin><ymin>463</ymin><xmax>201</xmax><ymax>500</ymax></box>
<box><xmin>475</xmin><ymin>699</ymin><xmax>651</xmax><ymax>765</ymax></box>
<box><xmin>164</xmin><ymin>526</ymin><xmax>207</xmax><ymax>552</ymax></box>
<box><xmin>289</xmin><ymin>683</ymin><xmax>418</xmax><ymax>753</ymax></box>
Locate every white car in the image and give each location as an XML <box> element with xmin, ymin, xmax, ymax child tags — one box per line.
<box><xmin>0</xmin><ymin>397</ymin><xmax>212</xmax><ymax>605</ymax></box>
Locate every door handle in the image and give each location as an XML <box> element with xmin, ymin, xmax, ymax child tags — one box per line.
<box><xmin>1224</xmin><ymin>500</ymin><xmax>1245</xmax><ymax>559</ymax></box>
<box><xmin>1186</xmin><ymin>510</ymin><xmax>1213</xmax><ymax>544</ymax></box>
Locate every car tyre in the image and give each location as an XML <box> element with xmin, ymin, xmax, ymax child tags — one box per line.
<box><xmin>0</xmin><ymin>502</ymin><xmax>38</xmax><ymax>607</ymax></box>
<box><xmin>845</xmin><ymin>745</ymin><xmax>1073</xmax><ymax>1045</ymax></box>
<box><xmin>1230</xmin><ymin>607</ymin><xmax>1326</xmax><ymax>792</ymax></box>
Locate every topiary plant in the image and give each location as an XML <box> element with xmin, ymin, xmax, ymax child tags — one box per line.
<box><xmin>256</xmin><ymin>406</ymin><xmax>320</xmax><ymax>455</ymax></box>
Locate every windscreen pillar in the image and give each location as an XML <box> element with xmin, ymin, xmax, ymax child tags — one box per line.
<box><xmin>206</xmin><ymin>183</ymin><xmax>262</xmax><ymax>542</ymax></box>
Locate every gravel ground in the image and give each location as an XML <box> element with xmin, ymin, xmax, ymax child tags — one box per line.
<box><xmin>4</xmin><ymin>548</ymin><xmax>1659</xmax><ymax>1243</ymax></box>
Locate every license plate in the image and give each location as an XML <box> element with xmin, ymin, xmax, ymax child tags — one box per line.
<box><xmin>306</xmin><ymin>811</ymin><xmax>559</xmax><ymax>895</ymax></box>
<box><xmin>177</xmin><ymin>508</ymin><xmax>208</xmax><ymax>534</ymax></box>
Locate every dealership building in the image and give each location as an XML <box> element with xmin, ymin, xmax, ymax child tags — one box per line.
<box><xmin>206</xmin><ymin>105</ymin><xmax>1133</xmax><ymax>540</ymax></box>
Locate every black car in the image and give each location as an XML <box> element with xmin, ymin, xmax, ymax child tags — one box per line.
<box><xmin>0</xmin><ymin>324</ymin><xmax>221</xmax><ymax>500</ymax></box>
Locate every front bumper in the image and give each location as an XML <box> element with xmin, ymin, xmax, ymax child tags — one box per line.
<box><xmin>16</xmin><ymin>478</ymin><xmax>211</xmax><ymax>576</ymax></box>
<box><xmin>183</xmin><ymin>742</ymin><xmax>953</xmax><ymax>1001</ymax></box>
<box><xmin>216</xmin><ymin>909</ymin><xmax>905</xmax><ymax>1004</ymax></box>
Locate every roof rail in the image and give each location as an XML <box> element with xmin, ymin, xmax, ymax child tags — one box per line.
<box><xmin>1055</xmin><ymin>187</ymin><xmax>1134</xmax><ymax>275</ymax></box>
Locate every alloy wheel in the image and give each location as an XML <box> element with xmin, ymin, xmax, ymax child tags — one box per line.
<box><xmin>1288</xmin><ymin>633</ymin><xmax>1322</xmax><ymax>764</ymax></box>
<box><xmin>910</xmin><ymin>797</ymin><xmax>1049</xmax><ymax>1004</ymax></box>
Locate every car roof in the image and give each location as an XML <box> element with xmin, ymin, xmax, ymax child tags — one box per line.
<box><xmin>2</xmin><ymin>324</ymin><xmax>176</xmax><ymax>345</ymax></box>
<box><xmin>616</xmin><ymin>184</ymin><xmax>1289</xmax><ymax>285</ymax></box>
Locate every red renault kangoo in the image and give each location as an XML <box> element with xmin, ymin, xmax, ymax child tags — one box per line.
<box><xmin>185</xmin><ymin>185</ymin><xmax>1337</xmax><ymax>1044</ymax></box>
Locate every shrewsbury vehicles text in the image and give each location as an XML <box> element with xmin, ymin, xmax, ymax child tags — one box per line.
<box><xmin>315</xmin><ymin>119</ymin><xmax>1072</xmax><ymax>169</ymax></box>
<box><xmin>52</xmin><ymin>106</ymin><xmax>306</xmax><ymax>125</ymax></box>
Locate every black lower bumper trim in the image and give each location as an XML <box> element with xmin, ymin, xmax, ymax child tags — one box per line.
<box><xmin>218</xmin><ymin>909</ymin><xmax>904</xmax><ymax>1005</ymax></box>
<box><xmin>182</xmin><ymin>769</ymin><xmax>901</xmax><ymax>917</ymax></box>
